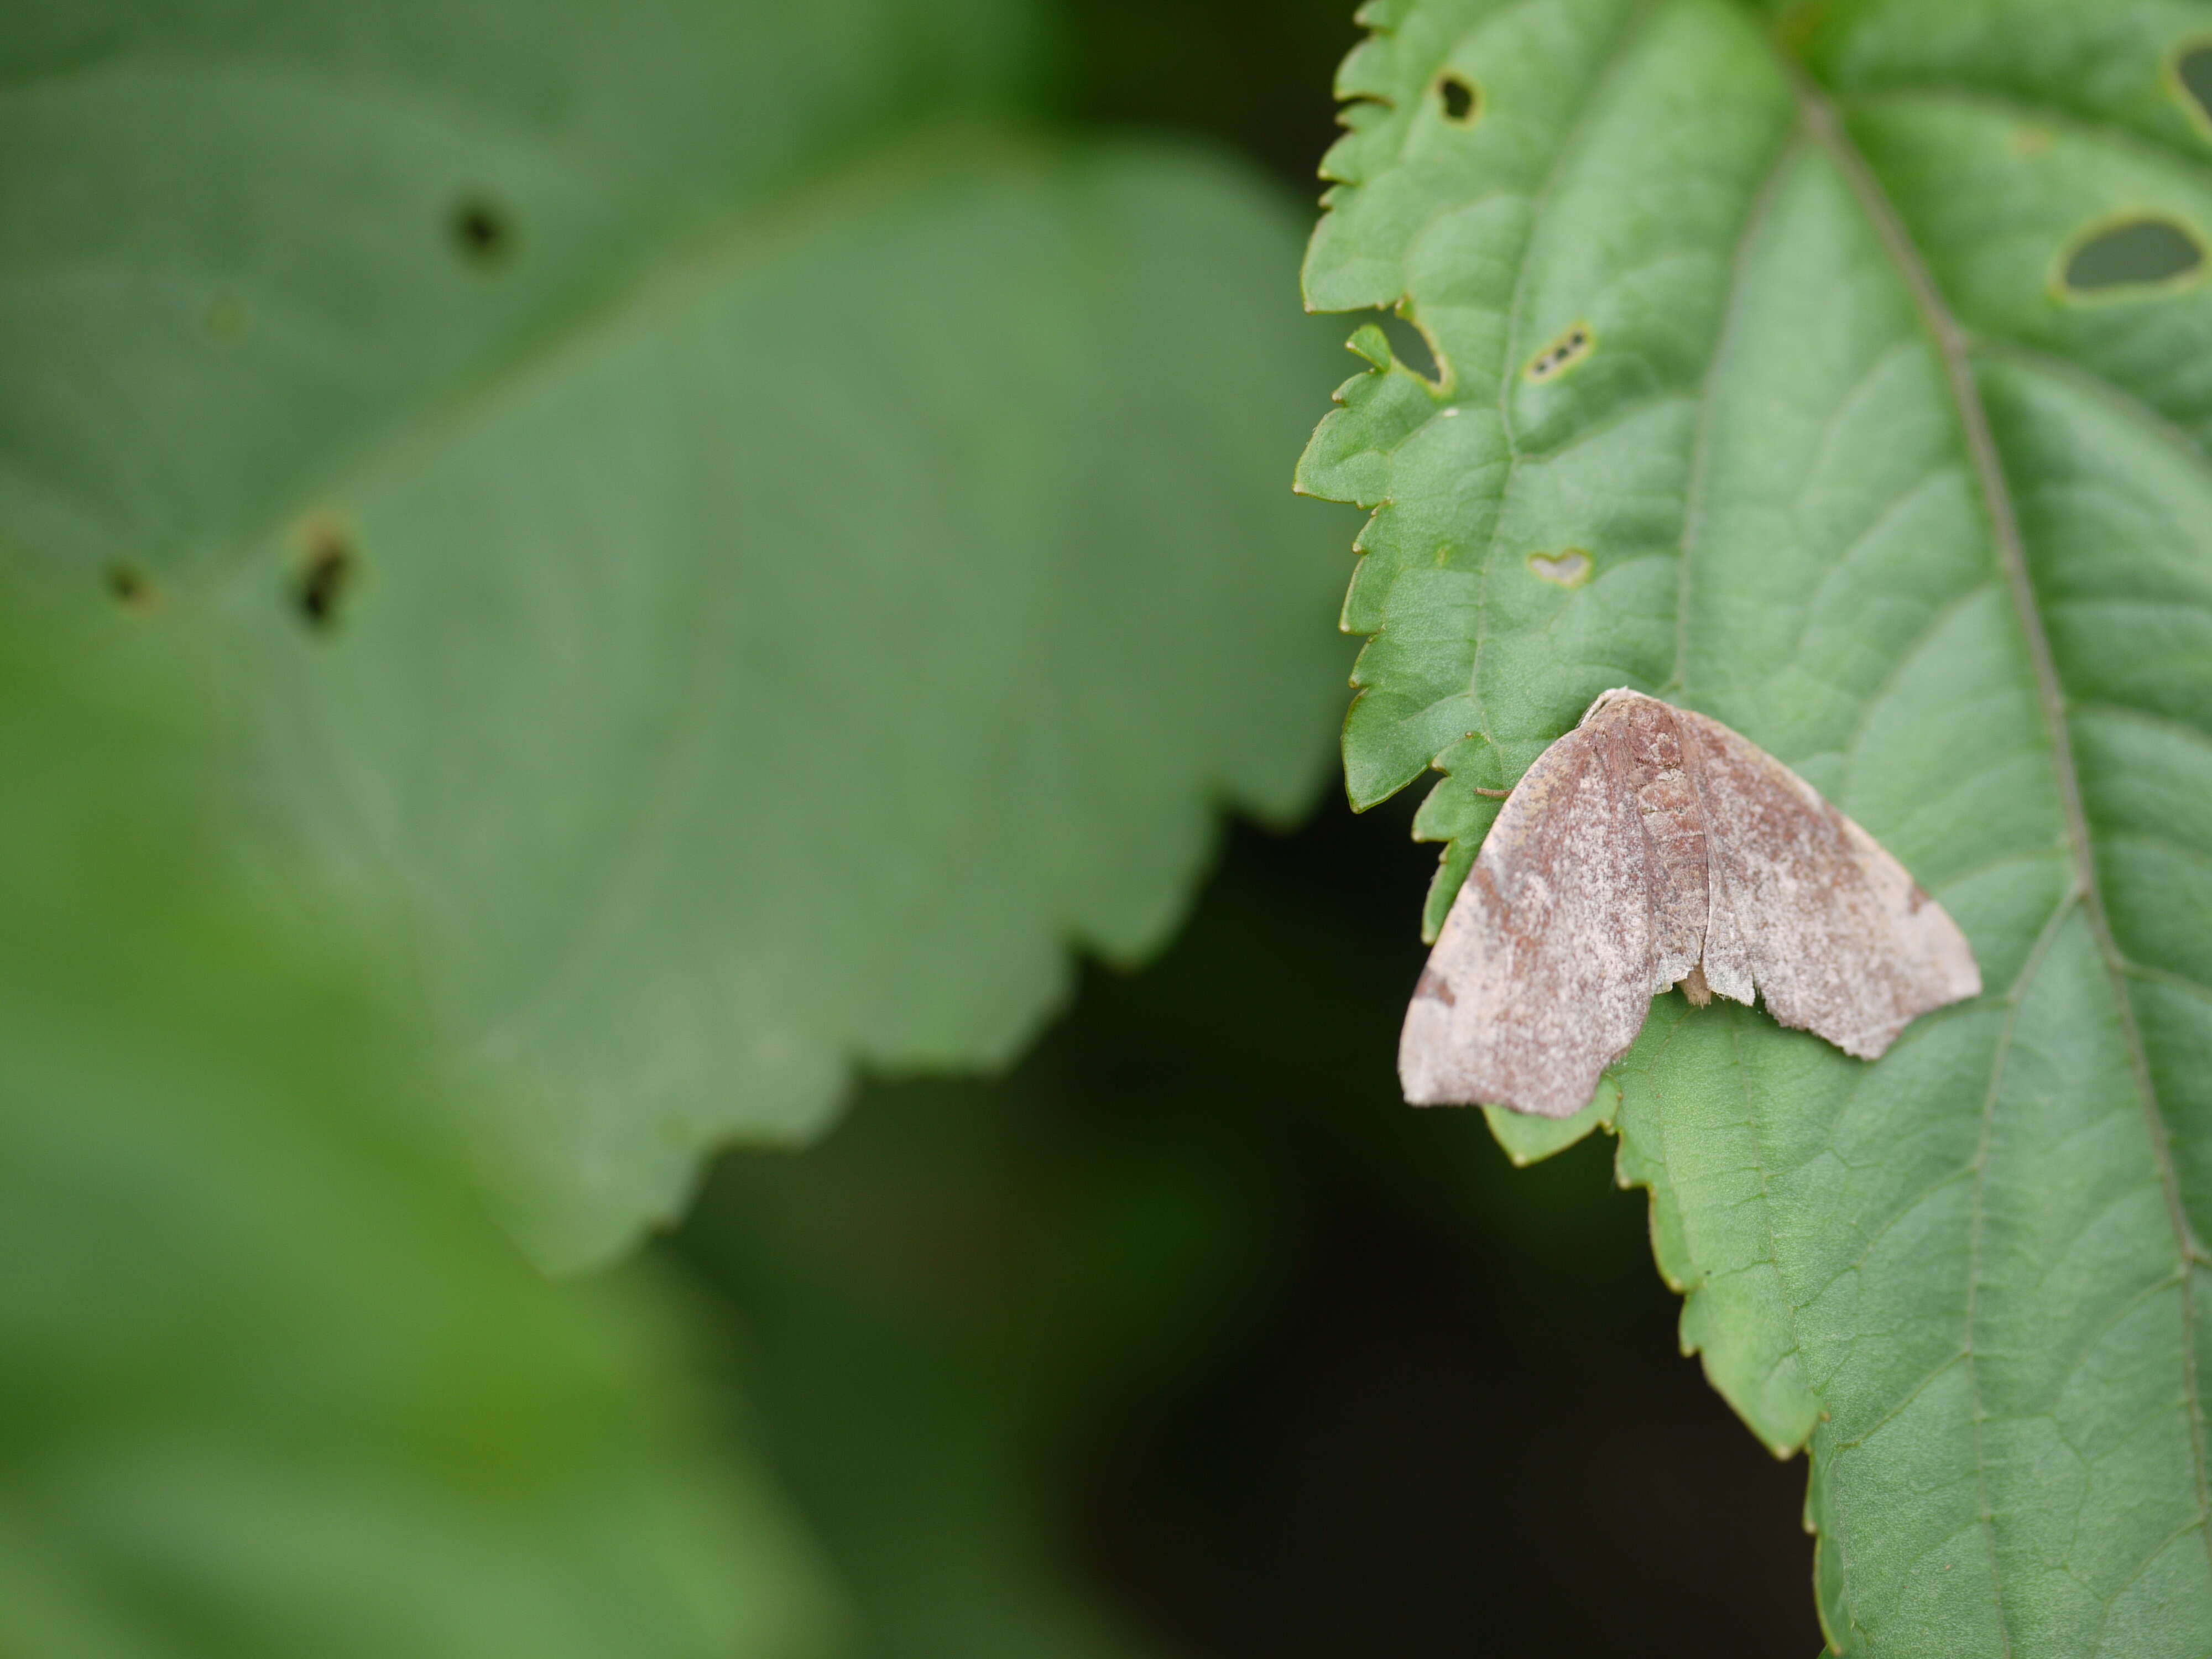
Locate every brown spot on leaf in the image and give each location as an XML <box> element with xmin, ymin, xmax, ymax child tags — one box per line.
<box><xmin>450</xmin><ymin>196</ymin><xmax>516</xmax><ymax>268</ymax></box>
<box><xmin>106</xmin><ymin>563</ymin><xmax>155</xmax><ymax>613</ymax></box>
<box><xmin>1527</xmin><ymin>549</ymin><xmax>1593</xmax><ymax>588</ymax></box>
<box><xmin>293</xmin><ymin>519</ymin><xmax>357</xmax><ymax>632</ymax></box>
<box><xmin>1524</xmin><ymin>324</ymin><xmax>1593</xmax><ymax>384</ymax></box>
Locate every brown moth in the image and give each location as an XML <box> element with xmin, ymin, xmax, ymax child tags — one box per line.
<box><xmin>1401</xmin><ymin>689</ymin><xmax>1981</xmax><ymax>1118</ymax></box>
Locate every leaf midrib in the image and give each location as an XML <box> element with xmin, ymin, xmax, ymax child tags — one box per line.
<box><xmin>1797</xmin><ymin>60</ymin><xmax>2212</xmax><ymax>1624</ymax></box>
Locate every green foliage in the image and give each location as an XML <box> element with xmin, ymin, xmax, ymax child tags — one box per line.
<box><xmin>1298</xmin><ymin>0</ymin><xmax>2212</xmax><ymax>1651</ymax></box>
<box><xmin>0</xmin><ymin>615</ymin><xmax>844</xmax><ymax>1658</ymax></box>
<box><xmin>0</xmin><ymin>0</ymin><xmax>1355</xmax><ymax>1267</ymax></box>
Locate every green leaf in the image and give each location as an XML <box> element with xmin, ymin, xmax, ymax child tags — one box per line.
<box><xmin>0</xmin><ymin>611</ymin><xmax>846</xmax><ymax>1658</ymax></box>
<box><xmin>0</xmin><ymin>0</ymin><xmax>1356</xmax><ymax>1265</ymax></box>
<box><xmin>1300</xmin><ymin>0</ymin><xmax>2212</xmax><ymax>1650</ymax></box>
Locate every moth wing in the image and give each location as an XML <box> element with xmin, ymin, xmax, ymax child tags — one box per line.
<box><xmin>1678</xmin><ymin>709</ymin><xmax>1981</xmax><ymax>1059</ymax></box>
<box><xmin>1399</xmin><ymin>718</ymin><xmax>1661</xmax><ymax>1118</ymax></box>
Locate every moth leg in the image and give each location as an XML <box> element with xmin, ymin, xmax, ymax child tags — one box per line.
<box><xmin>1677</xmin><ymin>963</ymin><xmax>1713</xmax><ymax>1007</ymax></box>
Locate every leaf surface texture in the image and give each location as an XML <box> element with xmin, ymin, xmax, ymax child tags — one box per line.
<box><xmin>1298</xmin><ymin>1</ymin><xmax>2212</xmax><ymax>1650</ymax></box>
<box><xmin>0</xmin><ymin>0</ymin><xmax>1355</xmax><ymax>1263</ymax></box>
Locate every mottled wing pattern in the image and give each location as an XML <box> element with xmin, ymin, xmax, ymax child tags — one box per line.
<box><xmin>1678</xmin><ymin>707</ymin><xmax>1982</xmax><ymax>1060</ymax></box>
<box><xmin>1399</xmin><ymin>712</ymin><xmax>1662</xmax><ymax>1119</ymax></box>
<box><xmin>1399</xmin><ymin>690</ymin><xmax>1981</xmax><ymax>1116</ymax></box>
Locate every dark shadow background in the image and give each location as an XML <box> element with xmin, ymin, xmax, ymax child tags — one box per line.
<box><xmin>675</xmin><ymin>5</ymin><xmax>1827</xmax><ymax>1655</ymax></box>
<box><xmin>677</xmin><ymin>794</ymin><xmax>1824</xmax><ymax>1658</ymax></box>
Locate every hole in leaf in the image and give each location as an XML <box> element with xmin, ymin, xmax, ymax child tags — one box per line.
<box><xmin>1526</xmin><ymin>549</ymin><xmax>1592</xmax><ymax>588</ymax></box>
<box><xmin>2058</xmin><ymin>215</ymin><xmax>2205</xmax><ymax>298</ymax></box>
<box><xmin>1524</xmin><ymin>322</ymin><xmax>1594</xmax><ymax>383</ymax></box>
<box><xmin>1378</xmin><ymin>310</ymin><xmax>1442</xmax><ymax>383</ymax></box>
<box><xmin>450</xmin><ymin>197</ymin><xmax>515</xmax><ymax>267</ymax></box>
<box><xmin>106</xmin><ymin>562</ymin><xmax>155</xmax><ymax>612</ymax></box>
<box><xmin>1435</xmin><ymin>72</ymin><xmax>1479</xmax><ymax>127</ymax></box>
<box><xmin>294</xmin><ymin>525</ymin><xmax>356</xmax><ymax>632</ymax></box>
<box><xmin>2171</xmin><ymin>40</ymin><xmax>2212</xmax><ymax>133</ymax></box>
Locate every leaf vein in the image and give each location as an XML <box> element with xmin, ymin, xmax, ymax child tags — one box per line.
<box><xmin>1845</xmin><ymin>82</ymin><xmax>2212</xmax><ymax>189</ymax></box>
<box><xmin>1973</xmin><ymin>340</ymin><xmax>2212</xmax><ymax>471</ymax></box>
<box><xmin>1671</xmin><ymin>131</ymin><xmax>1803</xmax><ymax>699</ymax></box>
<box><xmin>1803</xmin><ymin>74</ymin><xmax>2212</xmax><ymax>1618</ymax></box>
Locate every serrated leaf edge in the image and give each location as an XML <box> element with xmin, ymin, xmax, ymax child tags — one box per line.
<box><xmin>1297</xmin><ymin>6</ymin><xmax>2212</xmax><ymax>1651</ymax></box>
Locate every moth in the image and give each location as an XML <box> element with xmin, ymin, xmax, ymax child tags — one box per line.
<box><xmin>1401</xmin><ymin>689</ymin><xmax>1980</xmax><ymax>1118</ymax></box>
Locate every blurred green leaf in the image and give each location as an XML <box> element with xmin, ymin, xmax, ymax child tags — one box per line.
<box><xmin>0</xmin><ymin>613</ymin><xmax>845</xmax><ymax>1659</ymax></box>
<box><xmin>0</xmin><ymin>0</ymin><xmax>1355</xmax><ymax>1266</ymax></box>
<box><xmin>1299</xmin><ymin>0</ymin><xmax>2212</xmax><ymax>1650</ymax></box>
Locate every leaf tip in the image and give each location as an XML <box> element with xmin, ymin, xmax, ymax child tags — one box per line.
<box><xmin>1345</xmin><ymin>321</ymin><xmax>1393</xmax><ymax>370</ymax></box>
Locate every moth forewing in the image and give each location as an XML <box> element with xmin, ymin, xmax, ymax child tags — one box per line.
<box><xmin>1399</xmin><ymin>713</ymin><xmax>1663</xmax><ymax>1119</ymax></box>
<box><xmin>1399</xmin><ymin>691</ymin><xmax>1981</xmax><ymax>1116</ymax></box>
<box><xmin>1677</xmin><ymin>706</ymin><xmax>1982</xmax><ymax>1060</ymax></box>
